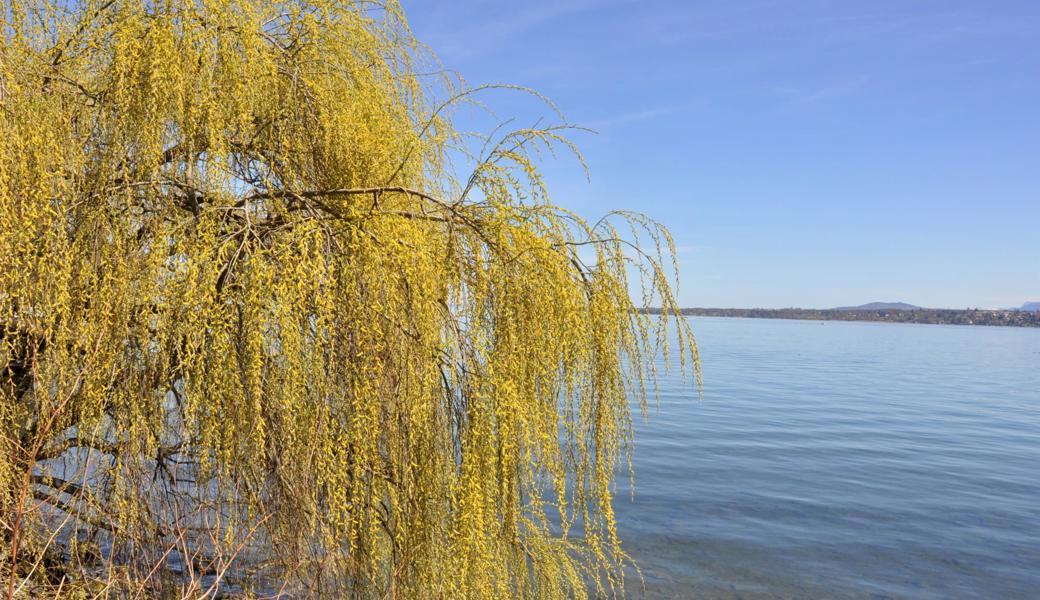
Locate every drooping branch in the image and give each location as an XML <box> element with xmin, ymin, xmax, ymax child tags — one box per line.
<box><xmin>36</xmin><ymin>437</ymin><xmax>120</xmax><ymax>461</ymax></box>
<box><xmin>30</xmin><ymin>474</ymin><xmax>86</xmax><ymax>498</ymax></box>
<box><xmin>31</xmin><ymin>489</ymin><xmax>117</xmax><ymax>534</ymax></box>
<box><xmin>246</xmin><ymin>186</ymin><xmax>447</xmax><ymax>207</ymax></box>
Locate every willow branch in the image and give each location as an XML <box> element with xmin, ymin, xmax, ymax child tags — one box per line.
<box><xmin>31</xmin><ymin>490</ymin><xmax>116</xmax><ymax>533</ymax></box>
<box><xmin>246</xmin><ymin>186</ymin><xmax>446</xmax><ymax>207</ymax></box>
<box><xmin>30</xmin><ymin>474</ymin><xmax>86</xmax><ymax>498</ymax></box>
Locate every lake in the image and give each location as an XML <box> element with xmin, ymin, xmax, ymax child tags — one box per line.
<box><xmin>617</xmin><ymin>317</ymin><xmax>1040</xmax><ymax>599</ymax></box>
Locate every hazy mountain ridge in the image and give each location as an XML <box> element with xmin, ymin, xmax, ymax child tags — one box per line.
<box><xmin>832</xmin><ymin>302</ymin><xmax>922</xmax><ymax>311</ymax></box>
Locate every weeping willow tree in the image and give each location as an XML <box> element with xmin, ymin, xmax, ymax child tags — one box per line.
<box><xmin>0</xmin><ymin>1</ymin><xmax>698</xmax><ymax>598</ymax></box>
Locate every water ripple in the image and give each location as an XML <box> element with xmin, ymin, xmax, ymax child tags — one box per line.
<box><xmin>618</xmin><ymin>317</ymin><xmax>1040</xmax><ymax>599</ymax></box>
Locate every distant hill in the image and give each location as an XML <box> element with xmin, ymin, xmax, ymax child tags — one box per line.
<box><xmin>1021</xmin><ymin>302</ymin><xmax>1040</xmax><ymax>312</ymax></box>
<box><xmin>831</xmin><ymin>302</ymin><xmax>922</xmax><ymax>311</ymax></box>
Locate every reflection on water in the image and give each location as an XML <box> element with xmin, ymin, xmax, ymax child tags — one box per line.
<box><xmin>617</xmin><ymin>317</ymin><xmax>1040</xmax><ymax>599</ymax></box>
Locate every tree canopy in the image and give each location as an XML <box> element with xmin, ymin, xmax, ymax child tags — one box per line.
<box><xmin>0</xmin><ymin>1</ymin><xmax>698</xmax><ymax>597</ymax></box>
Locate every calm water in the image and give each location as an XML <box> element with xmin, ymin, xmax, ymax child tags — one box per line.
<box><xmin>617</xmin><ymin>317</ymin><xmax>1040</xmax><ymax>599</ymax></box>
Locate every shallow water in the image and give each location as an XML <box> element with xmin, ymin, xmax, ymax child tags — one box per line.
<box><xmin>616</xmin><ymin>317</ymin><xmax>1040</xmax><ymax>599</ymax></box>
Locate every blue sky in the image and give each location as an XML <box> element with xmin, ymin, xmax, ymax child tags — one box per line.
<box><xmin>402</xmin><ymin>0</ymin><xmax>1040</xmax><ymax>309</ymax></box>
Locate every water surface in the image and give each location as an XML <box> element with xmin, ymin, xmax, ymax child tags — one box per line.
<box><xmin>617</xmin><ymin>317</ymin><xmax>1040</xmax><ymax>599</ymax></box>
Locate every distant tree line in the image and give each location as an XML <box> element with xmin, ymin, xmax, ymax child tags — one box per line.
<box><xmin>645</xmin><ymin>308</ymin><xmax>1040</xmax><ymax>328</ymax></box>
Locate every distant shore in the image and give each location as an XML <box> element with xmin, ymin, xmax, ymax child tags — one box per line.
<box><xmin>646</xmin><ymin>307</ymin><xmax>1040</xmax><ymax>328</ymax></box>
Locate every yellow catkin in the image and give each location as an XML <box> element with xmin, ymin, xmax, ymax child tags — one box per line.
<box><xmin>0</xmin><ymin>1</ymin><xmax>698</xmax><ymax>598</ymax></box>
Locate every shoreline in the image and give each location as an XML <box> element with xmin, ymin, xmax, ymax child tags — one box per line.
<box><xmin>643</xmin><ymin>307</ymin><xmax>1040</xmax><ymax>328</ymax></box>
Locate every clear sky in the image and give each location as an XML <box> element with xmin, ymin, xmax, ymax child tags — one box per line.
<box><xmin>402</xmin><ymin>0</ymin><xmax>1040</xmax><ymax>309</ymax></box>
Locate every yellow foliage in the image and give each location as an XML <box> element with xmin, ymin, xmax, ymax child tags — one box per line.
<box><xmin>0</xmin><ymin>1</ymin><xmax>698</xmax><ymax>597</ymax></box>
